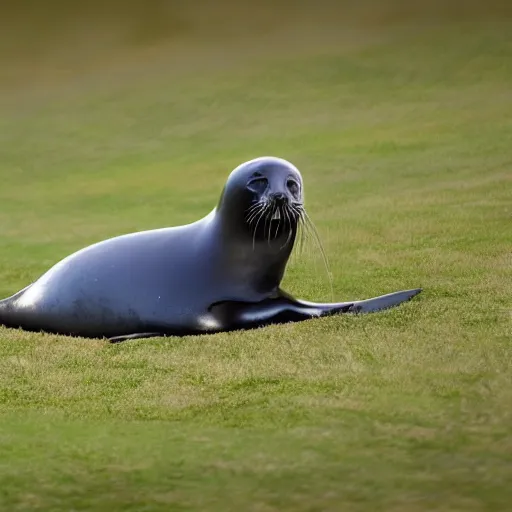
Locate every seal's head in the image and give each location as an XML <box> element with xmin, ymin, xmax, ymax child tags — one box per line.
<box><xmin>217</xmin><ymin>156</ymin><xmax>304</xmax><ymax>246</ymax></box>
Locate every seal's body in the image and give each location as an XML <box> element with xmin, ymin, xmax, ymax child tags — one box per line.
<box><xmin>0</xmin><ymin>157</ymin><xmax>421</xmax><ymax>341</ymax></box>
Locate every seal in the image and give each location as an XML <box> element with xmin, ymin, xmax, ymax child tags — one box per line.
<box><xmin>0</xmin><ymin>156</ymin><xmax>421</xmax><ymax>342</ymax></box>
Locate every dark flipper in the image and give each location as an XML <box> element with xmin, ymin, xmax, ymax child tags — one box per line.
<box><xmin>109</xmin><ymin>289</ymin><xmax>423</xmax><ymax>342</ymax></box>
<box><xmin>212</xmin><ymin>288</ymin><xmax>423</xmax><ymax>331</ymax></box>
<box><xmin>291</xmin><ymin>287</ymin><xmax>422</xmax><ymax>316</ymax></box>
<box><xmin>347</xmin><ymin>288</ymin><xmax>422</xmax><ymax>313</ymax></box>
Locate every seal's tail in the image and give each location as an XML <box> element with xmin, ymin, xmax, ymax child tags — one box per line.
<box><xmin>0</xmin><ymin>299</ymin><xmax>10</xmax><ymax>328</ymax></box>
<box><xmin>0</xmin><ymin>295</ymin><xmax>23</xmax><ymax>330</ymax></box>
<box><xmin>350</xmin><ymin>288</ymin><xmax>422</xmax><ymax>313</ymax></box>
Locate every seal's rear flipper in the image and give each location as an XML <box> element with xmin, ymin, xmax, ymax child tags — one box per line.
<box><xmin>350</xmin><ymin>288</ymin><xmax>422</xmax><ymax>313</ymax></box>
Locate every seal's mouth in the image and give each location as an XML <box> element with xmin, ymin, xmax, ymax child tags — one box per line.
<box><xmin>245</xmin><ymin>200</ymin><xmax>304</xmax><ymax>247</ymax></box>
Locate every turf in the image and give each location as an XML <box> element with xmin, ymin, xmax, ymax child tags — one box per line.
<box><xmin>0</xmin><ymin>3</ymin><xmax>511</xmax><ymax>511</ymax></box>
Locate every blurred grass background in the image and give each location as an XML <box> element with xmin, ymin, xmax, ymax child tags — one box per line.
<box><xmin>2</xmin><ymin>0</ymin><xmax>512</xmax><ymax>89</ymax></box>
<box><xmin>0</xmin><ymin>1</ymin><xmax>511</xmax><ymax>511</ymax></box>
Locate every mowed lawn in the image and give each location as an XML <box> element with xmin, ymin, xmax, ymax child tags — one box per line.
<box><xmin>0</xmin><ymin>11</ymin><xmax>511</xmax><ymax>512</ymax></box>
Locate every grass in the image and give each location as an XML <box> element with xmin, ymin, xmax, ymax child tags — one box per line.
<box><xmin>0</xmin><ymin>4</ymin><xmax>511</xmax><ymax>510</ymax></box>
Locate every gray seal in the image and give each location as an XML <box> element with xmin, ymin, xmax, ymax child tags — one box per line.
<box><xmin>0</xmin><ymin>156</ymin><xmax>421</xmax><ymax>342</ymax></box>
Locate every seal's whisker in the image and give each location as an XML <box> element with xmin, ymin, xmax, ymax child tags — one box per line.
<box><xmin>248</xmin><ymin>200</ymin><xmax>264</xmax><ymax>211</ymax></box>
<box><xmin>302</xmin><ymin>211</ymin><xmax>334</xmax><ymax>301</ymax></box>
<box><xmin>252</xmin><ymin>210</ymin><xmax>264</xmax><ymax>250</ymax></box>
<box><xmin>265</xmin><ymin>203</ymin><xmax>275</xmax><ymax>246</ymax></box>
<box><xmin>246</xmin><ymin>202</ymin><xmax>266</xmax><ymax>224</ymax></box>
<box><xmin>247</xmin><ymin>205</ymin><xmax>264</xmax><ymax>225</ymax></box>
<box><xmin>299</xmin><ymin>216</ymin><xmax>308</xmax><ymax>256</ymax></box>
<box><xmin>246</xmin><ymin>210</ymin><xmax>258</xmax><ymax>225</ymax></box>
<box><xmin>252</xmin><ymin>203</ymin><xmax>270</xmax><ymax>250</ymax></box>
<box><xmin>273</xmin><ymin>206</ymin><xmax>282</xmax><ymax>240</ymax></box>
<box><xmin>299</xmin><ymin>212</ymin><xmax>317</xmax><ymax>252</ymax></box>
<box><xmin>268</xmin><ymin>203</ymin><xmax>279</xmax><ymax>243</ymax></box>
<box><xmin>279</xmin><ymin>207</ymin><xmax>294</xmax><ymax>250</ymax></box>
<box><xmin>284</xmin><ymin>206</ymin><xmax>292</xmax><ymax>236</ymax></box>
<box><xmin>246</xmin><ymin>202</ymin><xmax>263</xmax><ymax>215</ymax></box>
<box><xmin>291</xmin><ymin>205</ymin><xmax>307</xmax><ymax>256</ymax></box>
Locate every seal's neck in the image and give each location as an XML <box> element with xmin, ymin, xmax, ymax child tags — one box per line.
<box><xmin>207</xmin><ymin>208</ymin><xmax>296</xmax><ymax>295</ymax></box>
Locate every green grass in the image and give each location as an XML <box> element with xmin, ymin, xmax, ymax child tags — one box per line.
<box><xmin>1</xmin><ymin>6</ymin><xmax>511</xmax><ymax>511</ymax></box>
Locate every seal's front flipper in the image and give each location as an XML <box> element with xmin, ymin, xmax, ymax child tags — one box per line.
<box><xmin>110</xmin><ymin>290</ymin><xmax>424</xmax><ymax>341</ymax></box>
<box><xmin>349</xmin><ymin>288</ymin><xmax>422</xmax><ymax>313</ymax></box>
<box><xmin>212</xmin><ymin>288</ymin><xmax>422</xmax><ymax>332</ymax></box>
<box><xmin>291</xmin><ymin>288</ymin><xmax>422</xmax><ymax>316</ymax></box>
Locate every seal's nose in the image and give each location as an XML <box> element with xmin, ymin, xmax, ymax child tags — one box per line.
<box><xmin>271</xmin><ymin>192</ymin><xmax>288</xmax><ymax>204</ymax></box>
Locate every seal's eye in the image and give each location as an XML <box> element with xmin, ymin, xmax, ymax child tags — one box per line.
<box><xmin>287</xmin><ymin>179</ymin><xmax>300</xmax><ymax>198</ymax></box>
<box><xmin>247</xmin><ymin>177</ymin><xmax>268</xmax><ymax>194</ymax></box>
